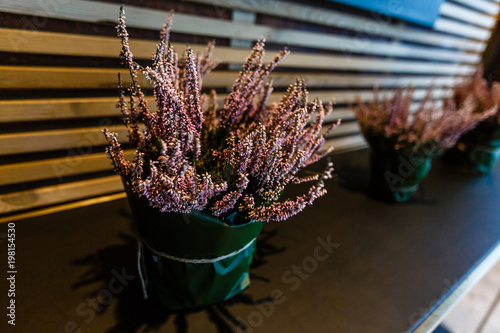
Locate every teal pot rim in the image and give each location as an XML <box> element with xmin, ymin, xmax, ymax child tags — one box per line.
<box><xmin>124</xmin><ymin>182</ymin><xmax>264</xmax><ymax>259</ymax></box>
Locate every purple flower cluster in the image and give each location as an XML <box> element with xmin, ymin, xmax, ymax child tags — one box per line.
<box><xmin>350</xmin><ymin>75</ymin><xmax>499</xmax><ymax>153</ymax></box>
<box><xmin>452</xmin><ymin>66</ymin><xmax>500</xmax><ymax>124</ymax></box>
<box><xmin>103</xmin><ymin>8</ymin><xmax>338</xmax><ymax>223</ymax></box>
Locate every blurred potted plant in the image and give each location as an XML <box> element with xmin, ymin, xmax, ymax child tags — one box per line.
<box><xmin>350</xmin><ymin>84</ymin><xmax>493</xmax><ymax>202</ymax></box>
<box><xmin>103</xmin><ymin>7</ymin><xmax>338</xmax><ymax>309</ymax></box>
<box><xmin>443</xmin><ymin>67</ymin><xmax>500</xmax><ymax>174</ymax></box>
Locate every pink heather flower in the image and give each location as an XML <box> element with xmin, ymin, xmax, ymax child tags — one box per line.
<box><xmin>350</xmin><ymin>74</ymin><xmax>499</xmax><ymax>154</ymax></box>
<box><xmin>103</xmin><ymin>8</ymin><xmax>337</xmax><ymax>224</ymax></box>
<box><xmin>452</xmin><ymin>66</ymin><xmax>500</xmax><ymax>124</ymax></box>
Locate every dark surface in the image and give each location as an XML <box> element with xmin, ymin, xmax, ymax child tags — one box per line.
<box><xmin>1</xmin><ymin>149</ymin><xmax>500</xmax><ymax>333</ymax></box>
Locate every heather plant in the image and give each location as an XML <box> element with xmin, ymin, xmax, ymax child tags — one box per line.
<box><xmin>452</xmin><ymin>66</ymin><xmax>500</xmax><ymax>125</ymax></box>
<box><xmin>104</xmin><ymin>8</ymin><xmax>339</xmax><ymax>224</ymax></box>
<box><xmin>350</xmin><ymin>84</ymin><xmax>497</xmax><ymax>156</ymax></box>
<box><xmin>442</xmin><ymin>67</ymin><xmax>500</xmax><ymax>174</ymax></box>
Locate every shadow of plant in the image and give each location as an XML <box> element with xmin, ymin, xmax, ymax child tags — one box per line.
<box><xmin>332</xmin><ymin>152</ymin><xmax>437</xmax><ymax>205</ymax></box>
<box><xmin>71</xmin><ymin>210</ymin><xmax>286</xmax><ymax>333</ymax></box>
<box><xmin>335</xmin><ymin>160</ymin><xmax>370</xmax><ymax>193</ymax></box>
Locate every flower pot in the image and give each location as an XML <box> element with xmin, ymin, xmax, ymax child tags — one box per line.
<box><xmin>125</xmin><ymin>187</ymin><xmax>264</xmax><ymax>310</ymax></box>
<box><xmin>368</xmin><ymin>149</ymin><xmax>431</xmax><ymax>203</ymax></box>
<box><xmin>443</xmin><ymin>121</ymin><xmax>500</xmax><ymax>175</ymax></box>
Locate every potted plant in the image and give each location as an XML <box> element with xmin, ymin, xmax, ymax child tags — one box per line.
<box><xmin>349</xmin><ymin>84</ymin><xmax>493</xmax><ymax>202</ymax></box>
<box><xmin>443</xmin><ymin>67</ymin><xmax>500</xmax><ymax>174</ymax></box>
<box><xmin>103</xmin><ymin>7</ymin><xmax>339</xmax><ymax>309</ymax></box>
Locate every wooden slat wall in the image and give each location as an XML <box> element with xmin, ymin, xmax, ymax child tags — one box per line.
<box><xmin>0</xmin><ymin>0</ymin><xmax>497</xmax><ymax>217</ymax></box>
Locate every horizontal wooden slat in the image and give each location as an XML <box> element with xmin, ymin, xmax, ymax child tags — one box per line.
<box><xmin>168</xmin><ymin>73</ymin><xmax>460</xmax><ymax>90</ymax></box>
<box><xmin>0</xmin><ymin>0</ymin><xmax>481</xmax><ymax>62</ymax></box>
<box><xmin>0</xmin><ymin>27</ymin><xmax>153</xmax><ymax>57</ymax></box>
<box><xmin>0</xmin><ymin>97</ymin><xmax>347</xmax><ymax>123</ymax></box>
<box><xmin>0</xmin><ymin>175</ymin><xmax>123</xmax><ymax>215</ymax></box>
<box><xmin>0</xmin><ymin>28</ymin><xmax>479</xmax><ymax>76</ymax></box>
<box><xmin>326</xmin><ymin>98</ymin><xmax>445</xmax><ymax>123</ymax></box>
<box><xmin>279</xmin><ymin>88</ymin><xmax>449</xmax><ymax>106</ymax></box>
<box><xmin>0</xmin><ymin>65</ymin><xmax>461</xmax><ymax>90</ymax></box>
<box><xmin>324</xmin><ymin>134</ymin><xmax>367</xmax><ymax>153</ymax></box>
<box><xmin>187</xmin><ymin>0</ymin><xmax>485</xmax><ymax>51</ymax></box>
<box><xmin>0</xmin><ymin>150</ymin><xmax>134</xmax><ymax>186</ymax></box>
<box><xmin>1</xmin><ymin>94</ymin><xmax>438</xmax><ymax>123</ymax></box>
<box><xmin>0</xmin><ymin>97</ymin><xmax>124</xmax><ymax>122</ymax></box>
<box><xmin>325</xmin><ymin>108</ymin><xmax>355</xmax><ymax>123</ymax></box>
<box><xmin>0</xmin><ymin>66</ymin><xmax>145</xmax><ymax>89</ymax></box>
<box><xmin>1</xmin><ymin>27</ymin><xmax>229</xmax><ymax>61</ymax></box>
<box><xmin>0</xmin><ymin>85</ymin><xmax>446</xmax><ymax>124</ymax></box>
<box><xmin>0</xmin><ymin>125</ymin><xmax>128</xmax><ymax>156</ymax></box>
<box><xmin>450</xmin><ymin>0</ymin><xmax>499</xmax><ymax>14</ymax></box>
<box><xmin>0</xmin><ymin>95</ymin><xmax>353</xmax><ymax>124</ymax></box>
<box><xmin>327</xmin><ymin>122</ymin><xmax>360</xmax><ymax>138</ymax></box>
<box><xmin>440</xmin><ymin>1</ymin><xmax>496</xmax><ymax>28</ymax></box>
<box><xmin>0</xmin><ymin>192</ymin><xmax>127</xmax><ymax>223</ymax></box>
<box><xmin>277</xmin><ymin>55</ymin><xmax>474</xmax><ymax>74</ymax></box>
<box><xmin>325</xmin><ymin>99</ymin><xmax>447</xmax><ymax>123</ymax></box>
<box><xmin>434</xmin><ymin>17</ymin><xmax>491</xmax><ymax>40</ymax></box>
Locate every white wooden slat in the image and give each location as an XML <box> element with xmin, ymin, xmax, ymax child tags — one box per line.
<box><xmin>0</xmin><ymin>28</ymin><xmax>475</xmax><ymax>75</ymax></box>
<box><xmin>0</xmin><ymin>66</ymin><xmax>462</xmax><ymax>90</ymax></box>
<box><xmin>440</xmin><ymin>1</ymin><xmax>495</xmax><ymax>28</ymax></box>
<box><xmin>0</xmin><ymin>0</ymin><xmax>481</xmax><ymax>63</ymax></box>
<box><xmin>325</xmin><ymin>108</ymin><xmax>355</xmax><ymax>123</ymax></box>
<box><xmin>295</xmin><ymin>75</ymin><xmax>458</xmax><ymax>89</ymax></box>
<box><xmin>450</xmin><ymin>0</ymin><xmax>499</xmax><ymax>14</ymax></box>
<box><xmin>434</xmin><ymin>17</ymin><xmax>491</xmax><ymax>40</ymax></box>
<box><xmin>281</xmin><ymin>88</ymin><xmax>450</xmax><ymax>106</ymax></box>
<box><xmin>186</xmin><ymin>0</ymin><xmax>485</xmax><ymax>52</ymax></box>
<box><xmin>281</xmin><ymin>55</ymin><xmax>474</xmax><ymax>74</ymax></box>
<box><xmin>324</xmin><ymin>99</ymin><xmax>447</xmax><ymax>124</ymax></box>
<box><xmin>327</xmin><ymin>122</ymin><xmax>360</xmax><ymax>137</ymax></box>
<box><xmin>252</xmin><ymin>29</ymin><xmax>478</xmax><ymax>63</ymax></box>
<box><xmin>0</xmin><ymin>175</ymin><xmax>123</xmax><ymax>215</ymax></box>
<box><xmin>0</xmin><ymin>99</ymin><xmax>441</xmax><ymax>128</ymax></box>
<box><xmin>324</xmin><ymin>134</ymin><xmax>367</xmax><ymax>153</ymax></box>
<box><xmin>212</xmin><ymin>87</ymin><xmax>450</xmax><ymax>108</ymax></box>
<box><xmin>0</xmin><ymin>101</ymin><xmax>362</xmax><ymax>124</ymax></box>
<box><xmin>0</xmin><ymin>81</ymin><xmax>451</xmax><ymax>123</ymax></box>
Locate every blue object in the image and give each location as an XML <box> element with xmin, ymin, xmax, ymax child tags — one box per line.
<box><xmin>328</xmin><ymin>0</ymin><xmax>444</xmax><ymax>27</ymax></box>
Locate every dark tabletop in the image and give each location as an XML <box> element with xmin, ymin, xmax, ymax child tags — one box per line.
<box><xmin>1</xmin><ymin>149</ymin><xmax>499</xmax><ymax>333</ymax></box>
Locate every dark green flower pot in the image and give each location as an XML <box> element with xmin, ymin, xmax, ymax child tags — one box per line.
<box><xmin>368</xmin><ymin>148</ymin><xmax>431</xmax><ymax>203</ymax></box>
<box><xmin>443</xmin><ymin>121</ymin><xmax>500</xmax><ymax>175</ymax></box>
<box><xmin>125</xmin><ymin>188</ymin><xmax>264</xmax><ymax>310</ymax></box>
